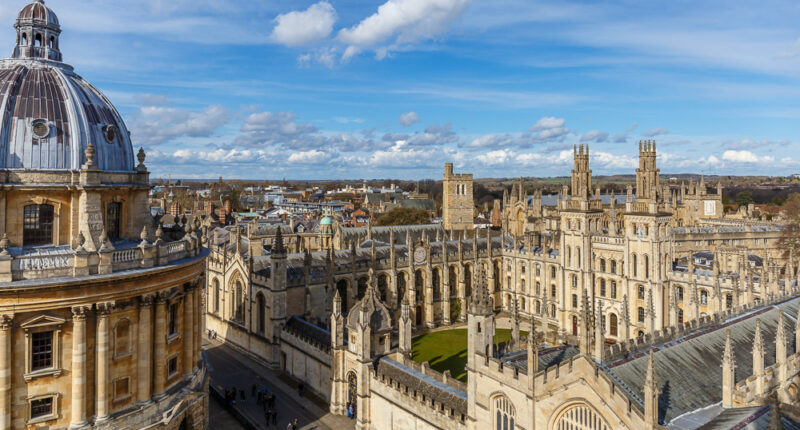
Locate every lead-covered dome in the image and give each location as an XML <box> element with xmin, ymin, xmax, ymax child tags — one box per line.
<box><xmin>0</xmin><ymin>0</ymin><xmax>134</xmax><ymax>172</ymax></box>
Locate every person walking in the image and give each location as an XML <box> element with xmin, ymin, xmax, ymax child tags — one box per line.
<box><xmin>264</xmin><ymin>409</ymin><xmax>271</xmax><ymax>427</ymax></box>
<box><xmin>272</xmin><ymin>408</ymin><xmax>278</xmax><ymax>425</ymax></box>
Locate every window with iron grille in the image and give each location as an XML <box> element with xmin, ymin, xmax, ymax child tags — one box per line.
<box><xmin>106</xmin><ymin>202</ymin><xmax>121</xmax><ymax>240</ymax></box>
<box><xmin>30</xmin><ymin>397</ymin><xmax>53</xmax><ymax>419</ymax></box>
<box><xmin>23</xmin><ymin>204</ymin><xmax>54</xmax><ymax>246</ymax></box>
<box><xmin>31</xmin><ymin>331</ymin><xmax>53</xmax><ymax>371</ymax></box>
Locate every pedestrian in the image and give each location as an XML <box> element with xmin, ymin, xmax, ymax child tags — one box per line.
<box><xmin>298</xmin><ymin>382</ymin><xmax>304</xmax><ymax>397</ymax></box>
<box><xmin>264</xmin><ymin>410</ymin><xmax>271</xmax><ymax>427</ymax></box>
<box><xmin>348</xmin><ymin>403</ymin><xmax>355</xmax><ymax>420</ymax></box>
<box><xmin>292</xmin><ymin>418</ymin><xmax>299</xmax><ymax>430</ymax></box>
<box><xmin>272</xmin><ymin>408</ymin><xmax>278</xmax><ymax>425</ymax></box>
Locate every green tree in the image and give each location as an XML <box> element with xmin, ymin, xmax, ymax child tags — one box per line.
<box><xmin>375</xmin><ymin>207</ymin><xmax>431</xmax><ymax>226</ymax></box>
<box><xmin>771</xmin><ymin>195</ymin><xmax>785</xmax><ymax>206</ymax></box>
<box><xmin>735</xmin><ymin>191</ymin><xmax>754</xmax><ymax>206</ymax></box>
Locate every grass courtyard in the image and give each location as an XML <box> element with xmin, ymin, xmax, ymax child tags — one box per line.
<box><xmin>411</xmin><ymin>328</ymin><xmax>527</xmax><ymax>382</ymax></box>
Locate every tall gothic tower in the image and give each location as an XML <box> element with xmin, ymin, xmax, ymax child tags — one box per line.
<box><xmin>442</xmin><ymin>163</ymin><xmax>474</xmax><ymax>231</ymax></box>
<box><xmin>571</xmin><ymin>144</ymin><xmax>592</xmax><ymax>199</ymax></box>
<box><xmin>636</xmin><ymin>140</ymin><xmax>660</xmax><ymax>201</ymax></box>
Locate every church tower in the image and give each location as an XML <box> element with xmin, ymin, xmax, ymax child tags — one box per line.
<box><xmin>636</xmin><ymin>140</ymin><xmax>660</xmax><ymax>201</ymax></box>
<box><xmin>467</xmin><ymin>264</ymin><xmax>494</xmax><ymax>430</ymax></box>
<box><xmin>571</xmin><ymin>144</ymin><xmax>592</xmax><ymax>199</ymax></box>
<box><xmin>443</xmin><ymin>163</ymin><xmax>474</xmax><ymax>231</ymax></box>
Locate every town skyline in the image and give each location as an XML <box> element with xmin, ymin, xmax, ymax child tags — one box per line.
<box><xmin>4</xmin><ymin>0</ymin><xmax>798</xmax><ymax>179</ymax></box>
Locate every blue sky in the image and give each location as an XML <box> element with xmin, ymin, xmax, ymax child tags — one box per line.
<box><xmin>4</xmin><ymin>0</ymin><xmax>800</xmax><ymax>180</ymax></box>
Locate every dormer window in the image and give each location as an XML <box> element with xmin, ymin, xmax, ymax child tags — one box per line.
<box><xmin>103</xmin><ymin>125</ymin><xmax>118</xmax><ymax>143</ymax></box>
<box><xmin>32</xmin><ymin>119</ymin><xmax>49</xmax><ymax>139</ymax></box>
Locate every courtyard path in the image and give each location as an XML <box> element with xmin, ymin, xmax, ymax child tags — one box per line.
<box><xmin>204</xmin><ymin>339</ymin><xmax>354</xmax><ymax>430</ymax></box>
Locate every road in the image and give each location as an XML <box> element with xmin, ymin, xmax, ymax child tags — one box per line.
<box><xmin>205</xmin><ymin>339</ymin><xmax>354</xmax><ymax>430</ymax></box>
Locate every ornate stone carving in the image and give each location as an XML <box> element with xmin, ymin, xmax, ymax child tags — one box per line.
<box><xmin>96</xmin><ymin>302</ymin><xmax>115</xmax><ymax>316</ymax></box>
<box><xmin>71</xmin><ymin>305</ymin><xmax>91</xmax><ymax>320</ymax></box>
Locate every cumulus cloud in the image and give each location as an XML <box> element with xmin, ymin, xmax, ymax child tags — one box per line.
<box><xmin>580</xmin><ymin>130</ymin><xmax>609</xmax><ymax>143</ymax></box>
<box><xmin>288</xmin><ymin>150</ymin><xmax>332</xmax><ymax>164</ymax></box>
<box><xmin>398</xmin><ymin>111</ymin><xmax>421</xmax><ymax>126</ymax></box>
<box><xmin>467</xmin><ymin>134</ymin><xmax>514</xmax><ymax>149</ymax></box>
<box><xmin>130</xmin><ymin>104</ymin><xmax>231</xmax><ymax>146</ymax></box>
<box><xmin>337</xmin><ymin>0</ymin><xmax>471</xmax><ymax>60</ymax></box>
<box><xmin>643</xmin><ymin>127</ymin><xmax>669</xmax><ymax>137</ymax></box>
<box><xmin>526</xmin><ymin>116</ymin><xmax>570</xmax><ymax>143</ymax></box>
<box><xmin>271</xmin><ymin>2</ymin><xmax>337</xmax><ymax>47</ymax></box>
<box><xmin>592</xmin><ymin>151</ymin><xmax>637</xmax><ymax>170</ymax></box>
<box><xmin>722</xmin><ymin>150</ymin><xmax>774</xmax><ymax>164</ymax></box>
<box><xmin>477</xmin><ymin>149</ymin><xmax>512</xmax><ymax>166</ymax></box>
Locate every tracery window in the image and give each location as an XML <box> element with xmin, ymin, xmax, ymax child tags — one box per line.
<box><xmin>599</xmin><ymin>279</ymin><xmax>606</xmax><ymax>297</ymax></box>
<box><xmin>638</xmin><ymin>285</ymin><xmax>645</xmax><ymax>300</ymax></box>
<box><xmin>551</xmin><ymin>266</ymin><xmax>556</xmax><ymax>278</ymax></box>
<box><xmin>535</xmin><ymin>282</ymin><xmax>540</xmax><ymax>295</ymax></box>
<box><xmin>700</xmin><ymin>290</ymin><xmax>708</xmax><ymax>305</ymax></box>
<box><xmin>611</xmin><ymin>260</ymin><xmax>617</xmax><ymax>274</ymax></box>
<box><xmin>609</xmin><ymin>314</ymin><xmax>618</xmax><ymax>336</ymax></box>
<box><xmin>493</xmin><ymin>395</ymin><xmax>515</xmax><ymax>430</ymax></box>
<box><xmin>213</xmin><ymin>279</ymin><xmax>220</xmax><ymax>313</ymax></box>
<box><xmin>23</xmin><ymin>204</ymin><xmax>54</xmax><ymax>246</ymax></box>
<box><xmin>572</xmin><ymin>275</ymin><xmax>578</xmax><ymax>289</ymax></box>
<box><xmin>572</xmin><ymin>294</ymin><xmax>578</xmax><ymax>308</ymax></box>
<box><xmin>599</xmin><ymin>259</ymin><xmax>606</xmax><ymax>272</ymax></box>
<box><xmin>638</xmin><ymin>306</ymin><xmax>645</xmax><ymax>323</ymax></box>
<box><xmin>676</xmin><ymin>286</ymin><xmax>684</xmax><ymax>301</ymax></box>
<box><xmin>726</xmin><ymin>294</ymin><xmax>732</xmax><ymax>309</ymax></box>
<box><xmin>555</xmin><ymin>403</ymin><xmax>610</xmax><ymax>430</ymax></box>
<box><xmin>610</xmin><ymin>281</ymin><xmax>617</xmax><ymax>299</ymax></box>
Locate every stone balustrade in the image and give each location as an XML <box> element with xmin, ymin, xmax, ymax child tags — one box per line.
<box><xmin>0</xmin><ymin>233</ymin><xmax>202</xmax><ymax>282</ymax></box>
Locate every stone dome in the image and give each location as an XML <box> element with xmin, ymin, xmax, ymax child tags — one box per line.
<box><xmin>0</xmin><ymin>1</ymin><xmax>135</xmax><ymax>172</ymax></box>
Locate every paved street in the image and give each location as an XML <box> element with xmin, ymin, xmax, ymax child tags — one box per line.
<box><xmin>209</xmin><ymin>395</ymin><xmax>246</xmax><ymax>429</ymax></box>
<box><xmin>204</xmin><ymin>339</ymin><xmax>354</xmax><ymax>430</ymax></box>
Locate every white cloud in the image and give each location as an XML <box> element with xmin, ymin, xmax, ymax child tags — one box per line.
<box><xmin>592</xmin><ymin>151</ymin><xmax>637</xmax><ymax>170</ymax></box>
<box><xmin>477</xmin><ymin>149</ymin><xmax>512</xmax><ymax>166</ymax></box>
<box><xmin>525</xmin><ymin>116</ymin><xmax>570</xmax><ymax>144</ymax></box>
<box><xmin>580</xmin><ymin>130</ymin><xmax>609</xmax><ymax>143</ymax></box>
<box><xmin>130</xmin><ymin>104</ymin><xmax>230</xmax><ymax>146</ymax></box>
<box><xmin>271</xmin><ymin>2</ymin><xmax>337</xmax><ymax>47</ymax></box>
<box><xmin>288</xmin><ymin>150</ymin><xmax>332</xmax><ymax>164</ymax></box>
<box><xmin>467</xmin><ymin>134</ymin><xmax>514</xmax><ymax>149</ymax></box>
<box><xmin>643</xmin><ymin>127</ymin><xmax>669</xmax><ymax>137</ymax></box>
<box><xmin>398</xmin><ymin>111</ymin><xmax>421</xmax><ymax>126</ymax></box>
<box><xmin>722</xmin><ymin>150</ymin><xmax>774</xmax><ymax>164</ymax></box>
<box><xmin>337</xmin><ymin>0</ymin><xmax>470</xmax><ymax>60</ymax></box>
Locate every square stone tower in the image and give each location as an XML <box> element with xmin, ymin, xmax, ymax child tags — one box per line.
<box><xmin>442</xmin><ymin>163</ymin><xmax>474</xmax><ymax>231</ymax></box>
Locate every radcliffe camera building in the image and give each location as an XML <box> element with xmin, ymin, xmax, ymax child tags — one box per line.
<box><xmin>0</xmin><ymin>1</ymin><xmax>206</xmax><ymax>429</ymax></box>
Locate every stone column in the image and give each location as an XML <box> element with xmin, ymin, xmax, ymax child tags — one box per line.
<box><xmin>183</xmin><ymin>285</ymin><xmax>195</xmax><ymax>378</ymax></box>
<box><xmin>0</xmin><ymin>315</ymin><xmax>12</xmax><ymax>429</ymax></box>
<box><xmin>193</xmin><ymin>286</ymin><xmax>202</xmax><ymax>372</ymax></box>
<box><xmin>137</xmin><ymin>294</ymin><xmax>155</xmax><ymax>403</ymax></box>
<box><xmin>95</xmin><ymin>302</ymin><xmax>114</xmax><ymax>422</ymax></box>
<box><xmin>153</xmin><ymin>291</ymin><xmax>168</xmax><ymax>399</ymax></box>
<box><xmin>70</xmin><ymin>305</ymin><xmax>90</xmax><ymax>429</ymax></box>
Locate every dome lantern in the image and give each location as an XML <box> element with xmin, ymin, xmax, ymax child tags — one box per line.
<box><xmin>13</xmin><ymin>0</ymin><xmax>62</xmax><ymax>62</ymax></box>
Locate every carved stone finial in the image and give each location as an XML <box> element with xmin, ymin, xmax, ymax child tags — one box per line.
<box><xmin>156</xmin><ymin>224</ymin><xmax>164</xmax><ymax>241</ymax></box>
<box><xmin>0</xmin><ymin>233</ymin><xmax>9</xmax><ymax>255</ymax></box>
<box><xmin>137</xmin><ymin>147</ymin><xmax>146</xmax><ymax>167</ymax></box>
<box><xmin>84</xmin><ymin>143</ymin><xmax>96</xmax><ymax>168</ymax></box>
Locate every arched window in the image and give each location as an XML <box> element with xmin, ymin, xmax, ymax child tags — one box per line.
<box><xmin>555</xmin><ymin>403</ymin><xmax>610</xmax><ymax>430</ymax></box>
<box><xmin>551</xmin><ymin>266</ymin><xmax>556</xmax><ymax>278</ymax></box>
<box><xmin>535</xmin><ymin>301</ymin><xmax>540</xmax><ymax>314</ymax></box>
<box><xmin>600</xmin><ymin>258</ymin><xmax>606</xmax><ymax>272</ymax></box>
<box><xmin>638</xmin><ymin>285</ymin><xmax>645</xmax><ymax>300</ymax></box>
<box><xmin>536</xmin><ymin>264</ymin><xmax>541</xmax><ymax>276</ymax></box>
<box><xmin>449</xmin><ymin>266</ymin><xmax>458</xmax><ymax>297</ymax></box>
<box><xmin>48</xmin><ymin>36</ymin><xmax>54</xmax><ymax>49</ymax></box>
<box><xmin>610</xmin><ymin>281</ymin><xmax>617</xmax><ymax>299</ymax></box>
<box><xmin>234</xmin><ymin>280</ymin><xmax>244</xmax><ymax>321</ymax></box>
<box><xmin>572</xmin><ymin>275</ymin><xmax>578</xmax><ymax>289</ymax></box>
<box><xmin>678</xmin><ymin>308</ymin><xmax>684</xmax><ymax>324</ymax></box>
<box><xmin>550</xmin><ymin>304</ymin><xmax>556</xmax><ymax>318</ymax></box>
<box><xmin>551</xmin><ymin>284</ymin><xmax>556</xmax><ymax>298</ymax></box>
<box><xmin>599</xmin><ymin>279</ymin><xmax>606</xmax><ymax>297</ymax></box>
<box><xmin>22</xmin><ymin>33</ymin><xmax>28</xmax><ymax>46</ymax></box>
<box><xmin>535</xmin><ymin>282</ymin><xmax>540</xmax><ymax>295</ymax></box>
<box><xmin>106</xmin><ymin>202</ymin><xmax>121</xmax><ymax>240</ymax></box>
<box><xmin>637</xmin><ymin>306</ymin><xmax>645</xmax><ymax>323</ymax></box>
<box><xmin>493</xmin><ymin>395</ymin><xmax>516</xmax><ymax>430</ymax></box>
<box><xmin>609</xmin><ymin>314</ymin><xmax>618</xmax><ymax>336</ymax></box>
<box><xmin>611</xmin><ymin>260</ymin><xmax>617</xmax><ymax>274</ymax></box>
<box><xmin>432</xmin><ymin>269</ymin><xmax>441</xmax><ymax>301</ymax></box>
<box><xmin>23</xmin><ymin>204</ymin><xmax>54</xmax><ymax>246</ymax></box>
<box><xmin>347</xmin><ymin>372</ymin><xmax>358</xmax><ymax>416</ymax></box>
<box><xmin>700</xmin><ymin>290</ymin><xmax>708</xmax><ymax>305</ymax></box>
<box><xmin>572</xmin><ymin>294</ymin><xmax>578</xmax><ymax>308</ymax></box>
<box><xmin>676</xmin><ymin>286</ymin><xmax>684</xmax><ymax>301</ymax></box>
<box><xmin>726</xmin><ymin>294</ymin><xmax>732</xmax><ymax>309</ymax></box>
<box><xmin>34</xmin><ymin>33</ymin><xmax>42</xmax><ymax>47</ymax></box>
<box><xmin>213</xmin><ymin>279</ymin><xmax>220</xmax><ymax>313</ymax></box>
<box><xmin>520</xmin><ymin>262</ymin><xmax>526</xmax><ymax>274</ymax></box>
<box><xmin>256</xmin><ymin>293</ymin><xmax>266</xmax><ymax>334</ymax></box>
<box><xmin>632</xmin><ymin>254</ymin><xmax>638</xmax><ymax>277</ymax></box>
<box><xmin>337</xmin><ymin>279</ymin><xmax>350</xmax><ymax>312</ymax></box>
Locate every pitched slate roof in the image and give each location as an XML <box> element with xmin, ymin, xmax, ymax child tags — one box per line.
<box><xmin>374</xmin><ymin>357</ymin><xmax>467</xmax><ymax>415</ymax></box>
<box><xmin>604</xmin><ymin>298</ymin><xmax>800</xmax><ymax>426</ymax></box>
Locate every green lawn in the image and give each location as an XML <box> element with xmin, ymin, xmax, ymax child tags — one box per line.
<box><xmin>411</xmin><ymin>328</ymin><xmax>527</xmax><ymax>382</ymax></box>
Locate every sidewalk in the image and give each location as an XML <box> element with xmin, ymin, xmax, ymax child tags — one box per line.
<box><xmin>204</xmin><ymin>339</ymin><xmax>354</xmax><ymax>430</ymax></box>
